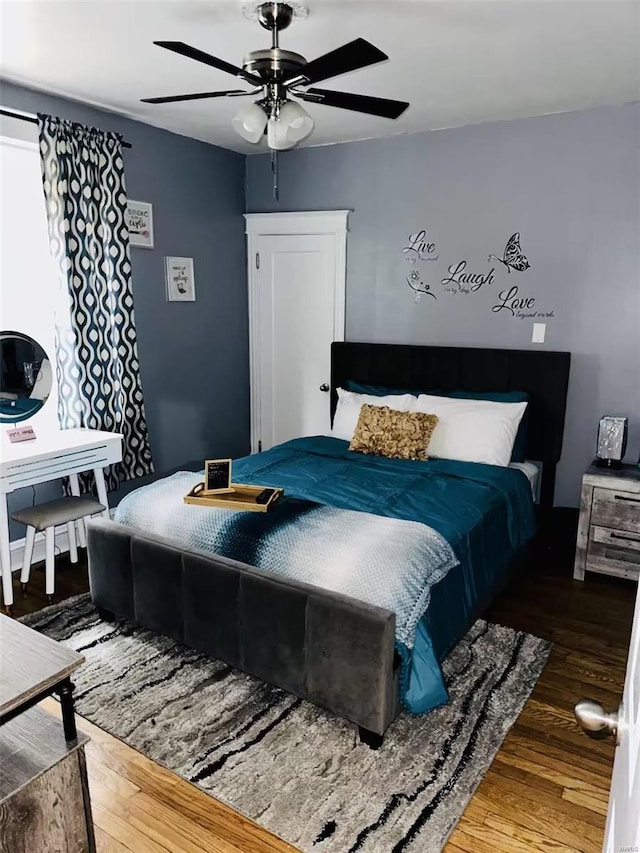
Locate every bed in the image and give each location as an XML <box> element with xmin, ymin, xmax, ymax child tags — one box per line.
<box><xmin>86</xmin><ymin>342</ymin><xmax>571</xmax><ymax>745</ymax></box>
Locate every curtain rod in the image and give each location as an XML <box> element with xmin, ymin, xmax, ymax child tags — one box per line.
<box><xmin>0</xmin><ymin>107</ymin><xmax>133</xmax><ymax>149</ymax></box>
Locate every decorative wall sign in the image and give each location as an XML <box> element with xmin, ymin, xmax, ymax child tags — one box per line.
<box><xmin>402</xmin><ymin>230</ymin><xmax>439</xmax><ymax>263</ymax></box>
<box><xmin>126</xmin><ymin>200</ymin><xmax>154</xmax><ymax>249</ymax></box>
<box><xmin>399</xmin><ymin>224</ymin><xmax>554</xmax><ymax>321</ymax></box>
<box><xmin>165</xmin><ymin>256</ymin><xmax>196</xmax><ymax>302</ymax></box>
<box><xmin>441</xmin><ymin>261</ymin><xmax>495</xmax><ymax>294</ymax></box>
<box><xmin>407</xmin><ymin>269</ymin><xmax>436</xmax><ymax>302</ymax></box>
<box><xmin>488</xmin><ymin>232</ymin><xmax>530</xmax><ymax>273</ymax></box>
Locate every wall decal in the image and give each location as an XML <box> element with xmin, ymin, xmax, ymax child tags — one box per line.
<box><xmin>402</xmin><ymin>230</ymin><xmax>439</xmax><ymax>263</ymax></box>
<box><xmin>492</xmin><ymin>285</ymin><xmax>535</xmax><ymax>315</ymax></box>
<box><xmin>400</xmin><ymin>226</ymin><xmax>552</xmax><ymax>318</ymax></box>
<box><xmin>407</xmin><ymin>269</ymin><xmax>436</xmax><ymax>302</ymax></box>
<box><xmin>441</xmin><ymin>261</ymin><xmax>496</xmax><ymax>294</ymax></box>
<box><xmin>491</xmin><ymin>284</ymin><xmax>555</xmax><ymax>320</ymax></box>
<box><xmin>488</xmin><ymin>232</ymin><xmax>530</xmax><ymax>273</ymax></box>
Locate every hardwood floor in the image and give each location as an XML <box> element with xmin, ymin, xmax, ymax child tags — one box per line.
<box><xmin>7</xmin><ymin>530</ymin><xmax>635</xmax><ymax>853</ymax></box>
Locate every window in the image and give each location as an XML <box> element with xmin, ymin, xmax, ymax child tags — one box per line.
<box><xmin>1</xmin><ymin>121</ymin><xmax>60</xmax><ymax>431</ymax></box>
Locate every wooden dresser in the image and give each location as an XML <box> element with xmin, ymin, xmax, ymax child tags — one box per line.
<box><xmin>1</xmin><ymin>707</ymin><xmax>94</xmax><ymax>853</ymax></box>
<box><xmin>574</xmin><ymin>463</ymin><xmax>640</xmax><ymax>581</ymax></box>
<box><xmin>0</xmin><ymin>616</ymin><xmax>94</xmax><ymax>852</ymax></box>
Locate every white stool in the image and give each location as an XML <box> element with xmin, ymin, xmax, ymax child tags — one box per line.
<box><xmin>11</xmin><ymin>496</ymin><xmax>105</xmax><ymax>602</ymax></box>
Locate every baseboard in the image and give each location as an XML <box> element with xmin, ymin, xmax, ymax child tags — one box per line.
<box><xmin>9</xmin><ymin>509</ymin><xmax>116</xmax><ymax>573</ymax></box>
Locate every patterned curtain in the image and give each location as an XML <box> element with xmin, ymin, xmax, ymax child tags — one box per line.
<box><xmin>38</xmin><ymin>114</ymin><xmax>154</xmax><ymax>492</ymax></box>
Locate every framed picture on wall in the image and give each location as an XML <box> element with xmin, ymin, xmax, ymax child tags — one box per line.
<box><xmin>165</xmin><ymin>256</ymin><xmax>196</xmax><ymax>302</ymax></box>
<box><xmin>126</xmin><ymin>200</ymin><xmax>154</xmax><ymax>249</ymax></box>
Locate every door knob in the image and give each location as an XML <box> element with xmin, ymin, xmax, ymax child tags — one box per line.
<box><xmin>574</xmin><ymin>699</ymin><xmax>619</xmax><ymax>741</ymax></box>
<box><xmin>319</xmin><ymin>383</ymin><xmax>330</xmax><ymax>392</ymax></box>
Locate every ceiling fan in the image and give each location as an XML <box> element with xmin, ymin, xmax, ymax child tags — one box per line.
<box><xmin>141</xmin><ymin>1</ymin><xmax>409</xmax><ymax>151</ymax></box>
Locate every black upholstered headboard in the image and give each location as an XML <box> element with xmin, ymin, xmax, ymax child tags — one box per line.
<box><xmin>331</xmin><ymin>342</ymin><xmax>571</xmax><ymax>511</ymax></box>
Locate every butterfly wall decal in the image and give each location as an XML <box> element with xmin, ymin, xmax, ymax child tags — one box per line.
<box><xmin>488</xmin><ymin>232</ymin><xmax>531</xmax><ymax>273</ymax></box>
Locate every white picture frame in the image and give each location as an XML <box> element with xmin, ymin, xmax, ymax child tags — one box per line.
<box><xmin>126</xmin><ymin>200</ymin><xmax>154</xmax><ymax>249</ymax></box>
<box><xmin>165</xmin><ymin>256</ymin><xmax>196</xmax><ymax>302</ymax></box>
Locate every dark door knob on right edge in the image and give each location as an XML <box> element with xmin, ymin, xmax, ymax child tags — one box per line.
<box><xmin>319</xmin><ymin>383</ymin><xmax>330</xmax><ymax>392</ymax></box>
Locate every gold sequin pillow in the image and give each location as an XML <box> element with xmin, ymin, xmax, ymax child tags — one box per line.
<box><xmin>349</xmin><ymin>404</ymin><xmax>439</xmax><ymax>461</ymax></box>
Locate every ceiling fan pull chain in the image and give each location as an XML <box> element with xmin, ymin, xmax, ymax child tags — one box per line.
<box><xmin>271</xmin><ymin>148</ymin><xmax>279</xmax><ymax>201</ymax></box>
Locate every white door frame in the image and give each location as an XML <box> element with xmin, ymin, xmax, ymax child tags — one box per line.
<box><xmin>244</xmin><ymin>210</ymin><xmax>349</xmax><ymax>453</ymax></box>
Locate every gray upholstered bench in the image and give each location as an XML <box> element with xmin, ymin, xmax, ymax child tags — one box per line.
<box><xmin>12</xmin><ymin>496</ymin><xmax>105</xmax><ymax>601</ymax></box>
<box><xmin>87</xmin><ymin>517</ymin><xmax>400</xmax><ymax>744</ymax></box>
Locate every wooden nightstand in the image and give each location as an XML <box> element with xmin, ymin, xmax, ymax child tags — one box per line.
<box><xmin>574</xmin><ymin>463</ymin><xmax>640</xmax><ymax>581</ymax></box>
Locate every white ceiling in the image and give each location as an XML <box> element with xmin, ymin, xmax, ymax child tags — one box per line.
<box><xmin>1</xmin><ymin>0</ymin><xmax>639</xmax><ymax>153</ymax></box>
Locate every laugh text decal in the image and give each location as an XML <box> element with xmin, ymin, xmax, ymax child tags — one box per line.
<box><xmin>441</xmin><ymin>261</ymin><xmax>495</xmax><ymax>294</ymax></box>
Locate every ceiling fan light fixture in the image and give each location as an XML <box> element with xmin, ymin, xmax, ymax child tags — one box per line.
<box><xmin>232</xmin><ymin>101</ymin><xmax>268</xmax><ymax>143</ymax></box>
<box><xmin>267</xmin><ymin>116</ymin><xmax>296</xmax><ymax>150</ymax></box>
<box><xmin>279</xmin><ymin>99</ymin><xmax>314</xmax><ymax>143</ymax></box>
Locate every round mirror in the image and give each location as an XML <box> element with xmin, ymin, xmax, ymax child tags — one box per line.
<box><xmin>0</xmin><ymin>331</ymin><xmax>53</xmax><ymax>424</ymax></box>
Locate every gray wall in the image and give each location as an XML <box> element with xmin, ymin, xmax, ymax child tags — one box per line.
<box><xmin>1</xmin><ymin>80</ymin><xmax>250</xmax><ymax>539</ymax></box>
<box><xmin>246</xmin><ymin>103</ymin><xmax>640</xmax><ymax>507</ymax></box>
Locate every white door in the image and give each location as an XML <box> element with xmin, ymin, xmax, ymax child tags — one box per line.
<box><xmin>575</xmin><ymin>581</ymin><xmax>640</xmax><ymax>852</ymax></box>
<box><xmin>246</xmin><ymin>211</ymin><xmax>348</xmax><ymax>453</ymax></box>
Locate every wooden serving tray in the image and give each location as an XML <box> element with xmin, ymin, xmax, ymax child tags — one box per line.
<box><xmin>184</xmin><ymin>482</ymin><xmax>283</xmax><ymax>512</ymax></box>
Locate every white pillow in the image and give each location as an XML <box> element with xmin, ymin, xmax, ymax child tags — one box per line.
<box><xmin>415</xmin><ymin>394</ymin><xmax>527</xmax><ymax>467</ymax></box>
<box><xmin>332</xmin><ymin>388</ymin><xmax>416</xmax><ymax>442</ymax></box>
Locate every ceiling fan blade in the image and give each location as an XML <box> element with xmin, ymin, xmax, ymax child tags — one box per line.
<box><xmin>285</xmin><ymin>38</ymin><xmax>387</xmax><ymax>86</ymax></box>
<box><xmin>141</xmin><ymin>90</ymin><xmax>252</xmax><ymax>104</ymax></box>
<box><xmin>295</xmin><ymin>88</ymin><xmax>409</xmax><ymax>119</ymax></box>
<box><xmin>154</xmin><ymin>41</ymin><xmax>262</xmax><ymax>86</ymax></box>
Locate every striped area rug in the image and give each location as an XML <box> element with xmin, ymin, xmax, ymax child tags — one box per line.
<box><xmin>23</xmin><ymin>595</ymin><xmax>550</xmax><ymax>853</ymax></box>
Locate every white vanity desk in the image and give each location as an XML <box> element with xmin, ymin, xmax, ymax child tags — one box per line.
<box><xmin>0</xmin><ymin>428</ymin><xmax>123</xmax><ymax>608</ymax></box>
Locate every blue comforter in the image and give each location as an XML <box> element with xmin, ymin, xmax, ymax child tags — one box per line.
<box><xmin>117</xmin><ymin>436</ymin><xmax>536</xmax><ymax>713</ymax></box>
<box><xmin>230</xmin><ymin>437</ymin><xmax>534</xmax><ymax>552</ymax></box>
<box><xmin>114</xmin><ymin>471</ymin><xmax>458</xmax><ymax>650</ymax></box>
<box><xmin>228</xmin><ymin>437</ymin><xmax>536</xmax><ymax>712</ymax></box>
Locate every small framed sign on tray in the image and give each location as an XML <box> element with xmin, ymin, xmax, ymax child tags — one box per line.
<box><xmin>203</xmin><ymin>458</ymin><xmax>233</xmax><ymax>495</ymax></box>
